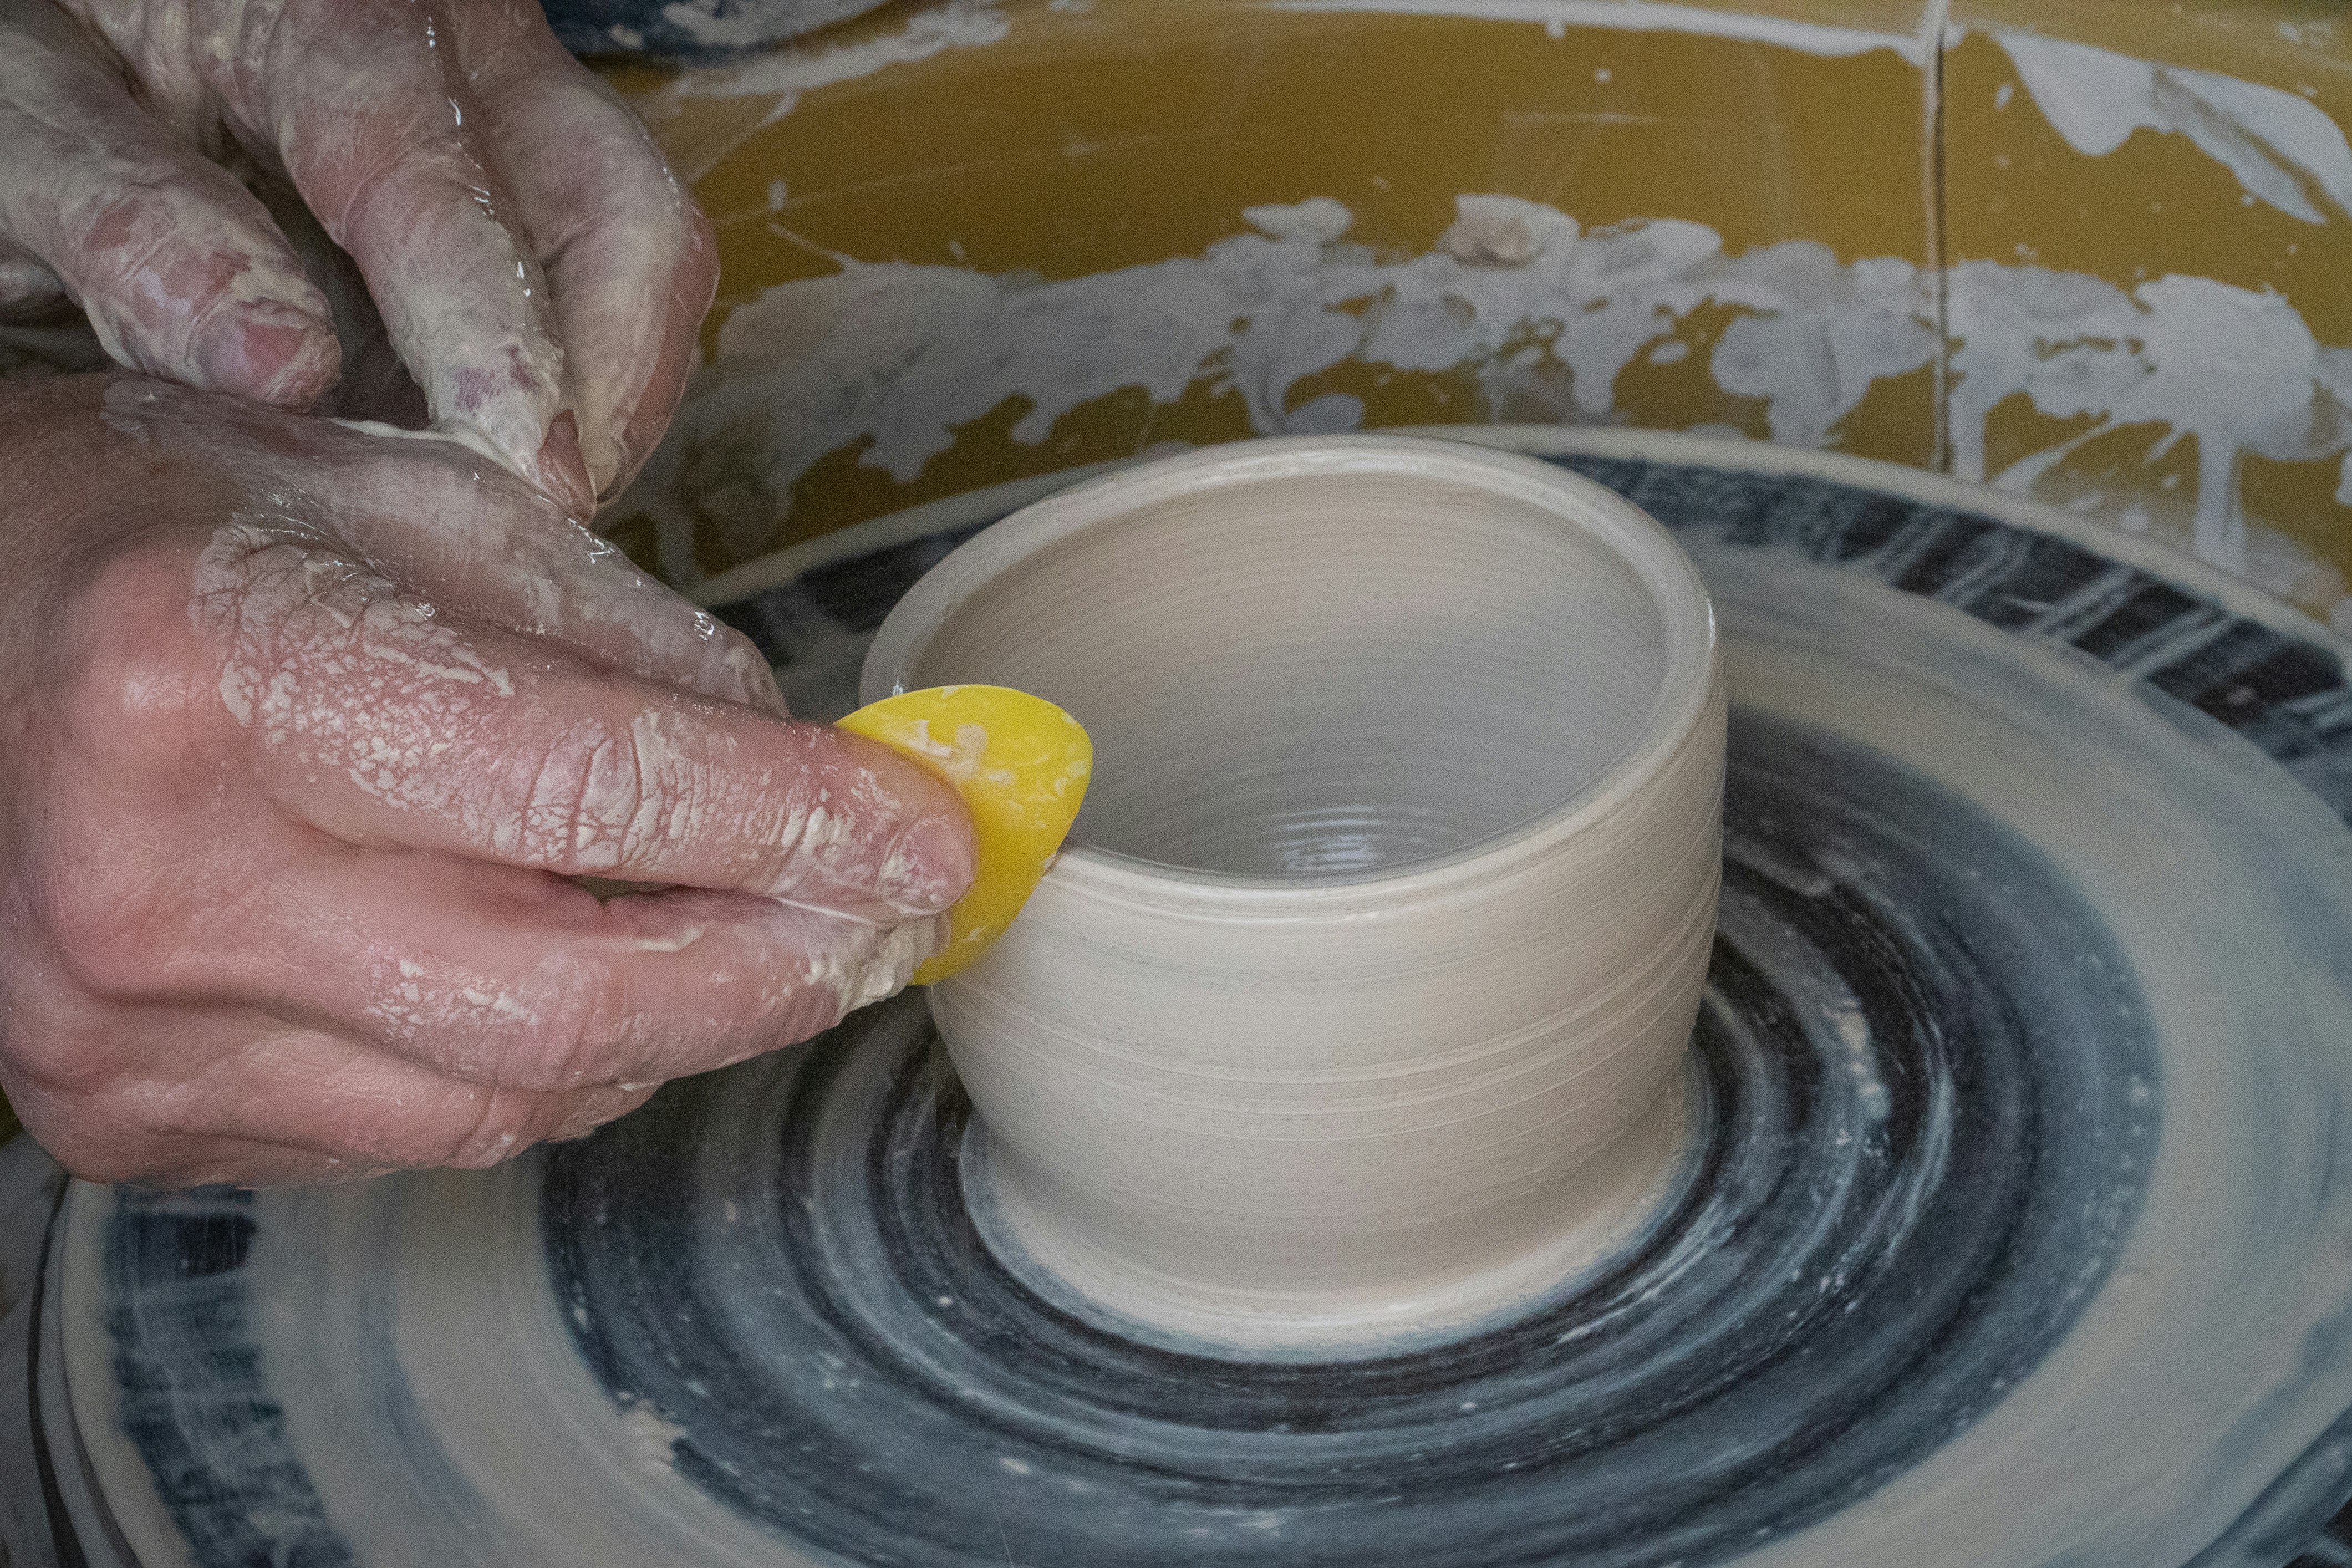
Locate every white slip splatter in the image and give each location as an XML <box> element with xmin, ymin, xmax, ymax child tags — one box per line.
<box><xmin>1998</xmin><ymin>32</ymin><xmax>2352</xmax><ymax>226</ymax></box>
<box><xmin>646</xmin><ymin>195</ymin><xmax>2350</xmax><ymax>620</ymax></box>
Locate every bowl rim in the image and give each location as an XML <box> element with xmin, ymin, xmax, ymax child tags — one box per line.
<box><xmin>857</xmin><ymin>432</ymin><xmax>1722</xmax><ymax>912</ymax></box>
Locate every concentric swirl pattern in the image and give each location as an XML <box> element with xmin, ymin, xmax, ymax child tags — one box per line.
<box><xmin>72</xmin><ymin>440</ymin><xmax>2352</xmax><ymax>1568</ymax></box>
<box><xmin>542</xmin><ymin>709</ymin><xmax>2157</xmax><ymax>1568</ymax></box>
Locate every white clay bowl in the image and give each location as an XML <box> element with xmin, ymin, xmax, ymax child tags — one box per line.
<box><xmin>860</xmin><ymin>435</ymin><xmax>1726</xmax><ymax>1351</ymax></box>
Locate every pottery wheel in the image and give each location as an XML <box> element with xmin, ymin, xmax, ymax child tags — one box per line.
<box><xmin>45</xmin><ymin>434</ymin><xmax>2352</xmax><ymax>1567</ymax></box>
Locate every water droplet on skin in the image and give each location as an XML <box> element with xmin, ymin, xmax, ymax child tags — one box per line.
<box><xmin>693</xmin><ymin>612</ymin><xmax>719</xmax><ymax>640</ymax></box>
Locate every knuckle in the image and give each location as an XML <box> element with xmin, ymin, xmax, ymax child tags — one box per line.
<box><xmin>30</xmin><ymin>865</ymin><xmax>174</xmax><ymax>1003</ymax></box>
<box><xmin>373</xmin><ymin>951</ymin><xmax>643</xmax><ymax>1099</ymax></box>
<box><xmin>518</xmin><ymin>707</ymin><xmax>707</xmax><ymax>876</ymax></box>
<box><xmin>22</xmin><ymin>543</ymin><xmax>257</xmax><ymax>1005</ymax></box>
<box><xmin>190</xmin><ymin>521</ymin><xmax>374</xmax><ymax>658</ymax></box>
<box><xmin>536</xmin><ymin>963</ymin><xmax>640</xmax><ymax>1087</ymax></box>
<box><xmin>520</xmin><ymin>722</ymin><xmax>645</xmax><ymax>872</ymax></box>
<box><xmin>481</xmin><ymin>955</ymin><xmax>638</xmax><ymax>1094</ymax></box>
<box><xmin>17</xmin><ymin>819</ymin><xmax>189</xmax><ymax>1015</ymax></box>
<box><xmin>60</xmin><ymin>184</ymin><xmax>176</xmax><ymax>309</ymax></box>
<box><xmin>54</xmin><ymin>539</ymin><xmax>223</xmax><ymax>762</ymax></box>
<box><xmin>439</xmin><ymin>1087</ymin><xmax>536</xmax><ymax>1169</ymax></box>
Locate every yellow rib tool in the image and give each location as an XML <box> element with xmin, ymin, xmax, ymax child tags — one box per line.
<box><xmin>837</xmin><ymin>685</ymin><xmax>1093</xmax><ymax>985</ymax></box>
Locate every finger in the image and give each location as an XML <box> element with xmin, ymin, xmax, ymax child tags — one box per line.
<box><xmin>0</xmin><ymin>5</ymin><xmax>338</xmax><ymax>406</ymax></box>
<box><xmin>134</xmin><ymin>1029</ymin><xmax>658</xmax><ymax>1172</ymax></box>
<box><xmin>447</xmin><ymin>0</ymin><xmax>717</xmax><ymax>495</ymax></box>
<box><xmin>189</xmin><ymin>522</ymin><xmax>974</xmax><ymax>916</ymax></box>
<box><xmin>7</xmin><ymin>1014</ymin><xmax>651</xmax><ymax>1186</ymax></box>
<box><xmin>252</xmin><ymin>847</ymin><xmax>940</xmax><ymax>1090</ymax></box>
<box><xmin>304</xmin><ymin>419</ymin><xmax>786</xmax><ymax>714</ymax></box>
<box><xmin>99</xmin><ymin>378</ymin><xmax>783</xmax><ymax>713</ymax></box>
<box><xmin>230</xmin><ymin>0</ymin><xmax>589</xmax><ymax>511</ymax></box>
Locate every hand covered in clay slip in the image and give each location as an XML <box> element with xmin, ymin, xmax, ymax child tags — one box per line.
<box><xmin>0</xmin><ymin>377</ymin><xmax>975</xmax><ymax>1187</ymax></box>
<box><xmin>0</xmin><ymin>0</ymin><xmax>712</xmax><ymax>510</ymax></box>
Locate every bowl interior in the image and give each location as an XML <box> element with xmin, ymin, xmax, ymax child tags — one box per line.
<box><xmin>905</xmin><ymin>467</ymin><xmax>1671</xmax><ymax>877</ymax></box>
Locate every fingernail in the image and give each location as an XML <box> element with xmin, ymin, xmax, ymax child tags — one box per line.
<box><xmin>878</xmin><ymin>816</ymin><xmax>976</xmax><ymax>916</ymax></box>
<box><xmin>532</xmin><ymin>410</ymin><xmax>598</xmax><ymax>515</ymax></box>
<box><xmin>191</xmin><ymin>303</ymin><xmax>340</xmax><ymax>409</ymax></box>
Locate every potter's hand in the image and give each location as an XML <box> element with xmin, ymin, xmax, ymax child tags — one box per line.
<box><xmin>0</xmin><ymin>378</ymin><xmax>973</xmax><ymax>1187</ymax></box>
<box><xmin>0</xmin><ymin>0</ymin><xmax>711</xmax><ymax>511</ymax></box>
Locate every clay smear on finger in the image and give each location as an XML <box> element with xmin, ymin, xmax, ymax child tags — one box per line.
<box><xmin>323</xmin><ymin>418</ymin><xmax>785</xmax><ymax>711</ymax></box>
<box><xmin>190</xmin><ymin>512</ymin><xmax>954</xmax><ymax>923</ymax></box>
<box><xmin>446</xmin><ymin>3</ymin><xmax>719</xmax><ymax>495</ymax></box>
<box><xmin>207</xmin><ymin>0</ymin><xmax>578</xmax><ymax>501</ymax></box>
<box><xmin>193</xmin><ymin>516</ymin><xmax>514</xmax><ymax>742</ymax></box>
